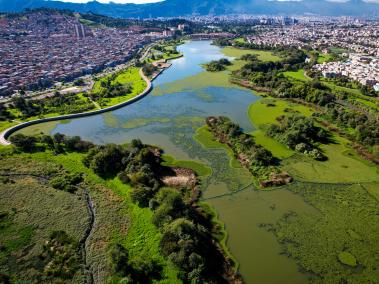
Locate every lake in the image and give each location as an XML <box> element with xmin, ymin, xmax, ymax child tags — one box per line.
<box><xmin>24</xmin><ymin>40</ymin><xmax>313</xmax><ymax>284</ymax></box>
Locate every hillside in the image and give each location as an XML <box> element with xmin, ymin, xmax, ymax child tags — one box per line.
<box><xmin>1</xmin><ymin>0</ymin><xmax>379</xmax><ymax>17</ymax></box>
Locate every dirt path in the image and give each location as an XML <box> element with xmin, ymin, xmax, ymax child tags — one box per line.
<box><xmin>81</xmin><ymin>189</ymin><xmax>95</xmax><ymax>284</ymax></box>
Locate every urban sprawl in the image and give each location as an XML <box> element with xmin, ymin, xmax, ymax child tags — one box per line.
<box><xmin>0</xmin><ymin>12</ymin><xmax>378</xmax><ymax>96</ymax></box>
<box><xmin>0</xmin><ymin>11</ymin><xmax>177</xmax><ymax>96</ymax></box>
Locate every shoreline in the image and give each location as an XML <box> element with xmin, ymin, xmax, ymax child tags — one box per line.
<box><xmin>0</xmin><ymin>68</ymin><xmax>152</xmax><ymax>146</ymax></box>
<box><xmin>0</xmin><ymin>43</ymin><xmax>185</xmax><ymax>146</ymax></box>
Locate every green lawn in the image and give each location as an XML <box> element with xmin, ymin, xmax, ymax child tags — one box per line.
<box><xmin>221</xmin><ymin>47</ymin><xmax>281</xmax><ymax>62</ymax></box>
<box><xmin>0</xmin><ymin>120</ymin><xmax>18</xmax><ymax>133</ymax></box>
<box><xmin>247</xmin><ymin>98</ymin><xmax>379</xmax><ymax>183</ymax></box>
<box><xmin>92</xmin><ymin>67</ymin><xmax>147</xmax><ymax>108</ymax></box>
<box><xmin>283</xmin><ymin>136</ymin><xmax>379</xmax><ymax>183</ymax></box>
<box><xmin>162</xmin><ymin>154</ymin><xmax>212</xmax><ymax>178</ymax></box>
<box><xmin>283</xmin><ymin>69</ymin><xmax>311</xmax><ymax>82</ymax></box>
<box><xmin>252</xmin><ymin>130</ymin><xmax>294</xmax><ymax>159</ymax></box>
<box><xmin>248</xmin><ymin>98</ymin><xmax>313</xmax><ymax>127</ymax></box>
<box><xmin>234</xmin><ymin>37</ymin><xmax>247</xmax><ymax>44</ymax></box>
<box><xmin>317</xmin><ymin>53</ymin><xmax>335</xmax><ymax>63</ymax></box>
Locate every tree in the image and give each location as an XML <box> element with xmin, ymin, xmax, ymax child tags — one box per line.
<box><xmin>53</xmin><ymin>133</ymin><xmax>65</xmax><ymax>144</ymax></box>
<box><xmin>41</xmin><ymin>135</ymin><xmax>55</xmax><ymax>150</ymax></box>
<box><xmin>84</xmin><ymin>144</ymin><xmax>126</xmax><ymax>177</ymax></box>
<box><xmin>130</xmin><ymin>186</ymin><xmax>155</xmax><ymax>207</ymax></box>
<box><xmin>9</xmin><ymin>134</ymin><xmax>36</xmax><ymax>152</ymax></box>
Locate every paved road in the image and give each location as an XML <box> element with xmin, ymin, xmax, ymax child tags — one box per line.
<box><xmin>0</xmin><ymin>69</ymin><xmax>152</xmax><ymax>146</ymax></box>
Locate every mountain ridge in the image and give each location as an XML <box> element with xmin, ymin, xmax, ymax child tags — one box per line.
<box><xmin>0</xmin><ymin>0</ymin><xmax>379</xmax><ymax>17</ymax></box>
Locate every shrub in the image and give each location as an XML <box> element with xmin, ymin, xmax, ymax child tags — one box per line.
<box><xmin>10</xmin><ymin>134</ymin><xmax>37</xmax><ymax>152</ymax></box>
<box><xmin>49</xmin><ymin>172</ymin><xmax>83</xmax><ymax>193</ymax></box>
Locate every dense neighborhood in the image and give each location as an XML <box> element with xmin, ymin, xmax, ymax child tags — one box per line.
<box><xmin>0</xmin><ymin>11</ymin><xmax>173</xmax><ymax>96</ymax></box>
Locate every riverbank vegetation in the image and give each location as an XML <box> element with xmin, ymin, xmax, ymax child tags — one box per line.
<box><xmin>81</xmin><ymin>139</ymin><xmax>239</xmax><ymax>283</ymax></box>
<box><xmin>0</xmin><ymin>66</ymin><xmax>148</xmax><ymax>136</ymax></box>
<box><xmin>206</xmin><ymin>116</ymin><xmax>293</xmax><ymax>187</ymax></box>
<box><xmin>267</xmin><ymin>115</ymin><xmax>330</xmax><ymax>161</ymax></box>
<box><xmin>204</xmin><ymin>58</ymin><xmax>232</xmax><ymax>72</ymax></box>
<box><xmin>223</xmin><ymin>41</ymin><xmax>378</xmax><ymax>162</ymax></box>
<box><xmin>215</xmin><ymin>42</ymin><xmax>379</xmax><ymax>283</ymax></box>
<box><xmin>0</xmin><ymin>155</ymin><xmax>88</xmax><ymax>283</ymax></box>
<box><xmin>144</xmin><ymin>39</ymin><xmax>184</xmax><ymax>63</ymax></box>
<box><xmin>2</xmin><ymin>134</ymin><xmax>240</xmax><ymax>283</ymax></box>
<box><xmin>2</xmin><ymin>92</ymin><xmax>95</xmax><ymax>122</ymax></box>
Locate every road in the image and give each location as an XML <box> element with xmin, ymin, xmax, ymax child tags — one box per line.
<box><xmin>0</xmin><ymin>69</ymin><xmax>152</xmax><ymax>146</ymax></box>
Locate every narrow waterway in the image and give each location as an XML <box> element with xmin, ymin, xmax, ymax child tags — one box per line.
<box><xmin>20</xmin><ymin>41</ymin><xmax>313</xmax><ymax>284</ymax></box>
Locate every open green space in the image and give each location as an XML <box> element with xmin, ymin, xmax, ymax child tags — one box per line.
<box><xmin>92</xmin><ymin>67</ymin><xmax>147</xmax><ymax>107</ymax></box>
<box><xmin>234</xmin><ymin>37</ymin><xmax>247</xmax><ymax>44</ymax></box>
<box><xmin>252</xmin><ymin>130</ymin><xmax>294</xmax><ymax>159</ymax></box>
<box><xmin>221</xmin><ymin>47</ymin><xmax>282</xmax><ymax>62</ymax></box>
<box><xmin>145</xmin><ymin>40</ymin><xmax>183</xmax><ymax>63</ymax></box>
<box><xmin>25</xmin><ymin>151</ymin><xmax>180</xmax><ymax>283</ymax></box>
<box><xmin>283</xmin><ymin>135</ymin><xmax>379</xmax><ymax>183</ymax></box>
<box><xmin>317</xmin><ymin>53</ymin><xmax>335</xmax><ymax>63</ymax></box>
<box><xmin>0</xmin><ymin>120</ymin><xmax>18</xmax><ymax>133</ymax></box>
<box><xmin>322</xmin><ymin>80</ymin><xmax>362</xmax><ymax>96</ymax></box>
<box><xmin>162</xmin><ymin>154</ymin><xmax>212</xmax><ymax>178</ymax></box>
<box><xmin>248</xmin><ymin>98</ymin><xmax>313</xmax><ymax>127</ymax></box>
<box><xmin>283</xmin><ymin>69</ymin><xmax>311</xmax><ymax>82</ymax></box>
<box><xmin>0</xmin><ymin>157</ymin><xmax>88</xmax><ymax>283</ymax></box>
<box><xmin>247</xmin><ymin>98</ymin><xmax>379</xmax><ymax>183</ymax></box>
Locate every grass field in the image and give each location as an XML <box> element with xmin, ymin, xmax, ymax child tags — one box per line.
<box><xmin>0</xmin><ymin>120</ymin><xmax>18</xmax><ymax>133</ymax></box>
<box><xmin>0</xmin><ymin>157</ymin><xmax>89</xmax><ymax>283</ymax></box>
<box><xmin>221</xmin><ymin>47</ymin><xmax>282</xmax><ymax>62</ymax></box>
<box><xmin>317</xmin><ymin>53</ymin><xmax>335</xmax><ymax>63</ymax></box>
<box><xmin>234</xmin><ymin>37</ymin><xmax>247</xmax><ymax>44</ymax></box>
<box><xmin>252</xmin><ymin>130</ymin><xmax>294</xmax><ymax>159</ymax></box>
<box><xmin>162</xmin><ymin>154</ymin><xmax>212</xmax><ymax>178</ymax></box>
<box><xmin>247</xmin><ymin>97</ymin><xmax>379</xmax><ymax>184</ymax></box>
<box><xmin>92</xmin><ymin>67</ymin><xmax>147</xmax><ymax>108</ymax></box>
<box><xmin>248</xmin><ymin>98</ymin><xmax>313</xmax><ymax>127</ymax></box>
<box><xmin>27</xmin><ymin>151</ymin><xmax>180</xmax><ymax>283</ymax></box>
<box><xmin>283</xmin><ymin>136</ymin><xmax>379</xmax><ymax>183</ymax></box>
<box><xmin>283</xmin><ymin>69</ymin><xmax>311</xmax><ymax>82</ymax></box>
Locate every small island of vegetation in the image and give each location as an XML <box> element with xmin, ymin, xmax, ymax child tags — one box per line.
<box><xmin>206</xmin><ymin>116</ymin><xmax>292</xmax><ymax>187</ymax></box>
<box><xmin>205</xmin><ymin>58</ymin><xmax>232</xmax><ymax>72</ymax></box>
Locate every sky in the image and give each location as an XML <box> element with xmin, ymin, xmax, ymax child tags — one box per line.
<box><xmin>53</xmin><ymin>0</ymin><xmax>163</xmax><ymax>3</ymax></box>
<box><xmin>49</xmin><ymin>0</ymin><xmax>379</xmax><ymax>4</ymax></box>
<box><xmin>51</xmin><ymin>0</ymin><xmax>379</xmax><ymax>4</ymax></box>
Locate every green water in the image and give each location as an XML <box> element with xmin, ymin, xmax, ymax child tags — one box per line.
<box><xmin>30</xmin><ymin>41</ymin><xmax>314</xmax><ymax>283</ymax></box>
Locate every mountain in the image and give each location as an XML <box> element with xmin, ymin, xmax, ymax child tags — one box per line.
<box><xmin>0</xmin><ymin>0</ymin><xmax>379</xmax><ymax>17</ymax></box>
